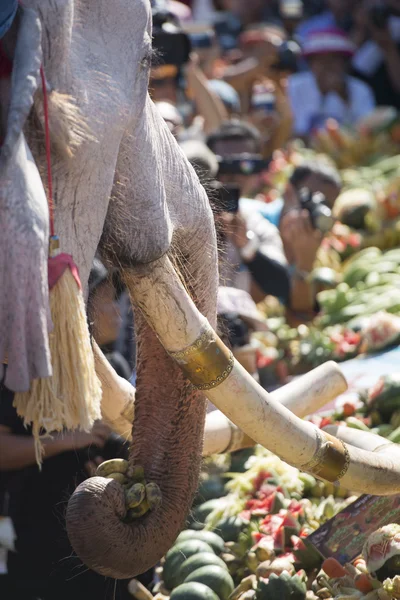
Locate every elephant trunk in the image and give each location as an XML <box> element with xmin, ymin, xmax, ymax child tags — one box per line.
<box><xmin>66</xmin><ymin>246</ymin><xmax>217</xmax><ymax>579</ymax></box>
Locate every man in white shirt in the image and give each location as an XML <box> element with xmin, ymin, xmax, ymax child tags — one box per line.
<box><xmin>288</xmin><ymin>28</ymin><xmax>376</xmax><ymax>137</ymax></box>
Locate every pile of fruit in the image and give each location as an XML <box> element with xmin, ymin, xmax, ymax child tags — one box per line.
<box><xmin>125</xmin><ymin>373</ymin><xmax>400</xmax><ymax>600</ymax></box>
<box><xmin>253</xmin><ymin>246</ymin><xmax>400</xmax><ymax>379</ymax></box>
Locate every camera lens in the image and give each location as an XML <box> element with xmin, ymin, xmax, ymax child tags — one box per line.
<box><xmin>314</xmin><ymin>204</ymin><xmax>335</xmax><ymax>234</ymax></box>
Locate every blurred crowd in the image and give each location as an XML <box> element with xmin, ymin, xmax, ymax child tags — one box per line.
<box><xmin>147</xmin><ymin>0</ymin><xmax>400</xmax><ymax>364</ymax></box>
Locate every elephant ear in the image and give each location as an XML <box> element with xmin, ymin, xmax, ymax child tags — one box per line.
<box><xmin>0</xmin><ymin>6</ymin><xmax>52</xmax><ymax>391</ymax></box>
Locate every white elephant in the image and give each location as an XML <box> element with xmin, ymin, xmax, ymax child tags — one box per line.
<box><xmin>1</xmin><ymin>0</ymin><xmax>400</xmax><ymax>582</ymax></box>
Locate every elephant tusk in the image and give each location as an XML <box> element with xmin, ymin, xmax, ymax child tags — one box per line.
<box><xmin>93</xmin><ymin>341</ymin><xmax>134</xmax><ymax>440</ymax></box>
<box><xmin>127</xmin><ymin>256</ymin><xmax>400</xmax><ymax>496</ymax></box>
<box><xmin>323</xmin><ymin>424</ymin><xmax>400</xmax><ymax>456</ymax></box>
<box><xmin>203</xmin><ymin>361</ymin><xmax>347</xmax><ymax>456</ymax></box>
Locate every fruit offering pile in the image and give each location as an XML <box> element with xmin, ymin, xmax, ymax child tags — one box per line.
<box><xmin>141</xmin><ymin>447</ymin><xmax>400</xmax><ymax>600</ymax></box>
<box><xmin>254</xmin><ymin>247</ymin><xmax>400</xmax><ymax>379</ymax></box>
<box><xmin>124</xmin><ymin>375</ymin><xmax>400</xmax><ymax>600</ymax></box>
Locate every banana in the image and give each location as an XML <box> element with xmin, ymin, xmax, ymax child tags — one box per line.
<box><xmin>126</xmin><ymin>483</ymin><xmax>146</xmax><ymax>509</ymax></box>
<box><xmin>96</xmin><ymin>458</ymin><xmax>129</xmax><ymax>477</ymax></box>
<box><xmin>145</xmin><ymin>482</ymin><xmax>162</xmax><ymax>510</ymax></box>
<box><xmin>107</xmin><ymin>472</ymin><xmax>128</xmax><ymax>484</ymax></box>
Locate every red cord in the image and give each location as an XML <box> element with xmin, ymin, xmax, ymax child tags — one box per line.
<box><xmin>40</xmin><ymin>65</ymin><xmax>55</xmax><ymax>238</ymax></box>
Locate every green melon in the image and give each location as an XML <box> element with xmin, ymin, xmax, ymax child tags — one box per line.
<box><xmin>214</xmin><ymin>515</ymin><xmax>247</xmax><ymax>542</ymax></box>
<box><xmin>177</xmin><ymin>552</ymin><xmax>228</xmax><ymax>586</ymax></box>
<box><xmin>163</xmin><ymin>540</ymin><xmax>215</xmax><ymax>590</ymax></box>
<box><xmin>184</xmin><ymin>565</ymin><xmax>234</xmax><ymax>600</ymax></box>
<box><xmin>176</xmin><ymin>530</ymin><xmax>225</xmax><ymax>555</ymax></box>
<box><xmin>170</xmin><ymin>582</ymin><xmax>219</xmax><ymax>600</ymax></box>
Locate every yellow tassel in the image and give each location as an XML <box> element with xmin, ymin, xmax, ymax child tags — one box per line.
<box><xmin>14</xmin><ymin>268</ymin><xmax>102</xmax><ymax>464</ymax></box>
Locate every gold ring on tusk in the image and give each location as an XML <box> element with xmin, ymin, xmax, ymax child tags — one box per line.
<box><xmin>169</xmin><ymin>325</ymin><xmax>234</xmax><ymax>390</ymax></box>
<box><xmin>301</xmin><ymin>429</ymin><xmax>350</xmax><ymax>483</ymax></box>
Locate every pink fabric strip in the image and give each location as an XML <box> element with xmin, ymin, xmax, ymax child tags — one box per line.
<box><xmin>48</xmin><ymin>253</ymin><xmax>82</xmax><ymax>291</ymax></box>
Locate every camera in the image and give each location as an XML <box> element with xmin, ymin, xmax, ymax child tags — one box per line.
<box><xmin>299</xmin><ymin>187</ymin><xmax>335</xmax><ymax>234</ymax></box>
<box><xmin>217</xmin><ymin>154</ymin><xmax>269</xmax><ymax>177</ymax></box>
<box><xmin>368</xmin><ymin>4</ymin><xmax>392</xmax><ymax>28</ymax></box>
<box><xmin>271</xmin><ymin>40</ymin><xmax>301</xmax><ymax>73</ymax></box>
<box><xmin>152</xmin><ymin>7</ymin><xmax>191</xmax><ymax>66</ymax></box>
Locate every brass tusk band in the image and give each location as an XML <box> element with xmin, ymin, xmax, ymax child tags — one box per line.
<box><xmin>301</xmin><ymin>430</ymin><xmax>350</xmax><ymax>483</ymax></box>
<box><xmin>169</xmin><ymin>325</ymin><xmax>234</xmax><ymax>390</ymax></box>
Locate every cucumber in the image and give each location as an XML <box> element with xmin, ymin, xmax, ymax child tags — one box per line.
<box><xmin>184</xmin><ymin>565</ymin><xmax>234</xmax><ymax>600</ymax></box>
<box><xmin>388</xmin><ymin>426</ymin><xmax>400</xmax><ymax>443</ymax></box>
<box><xmin>170</xmin><ymin>583</ymin><xmax>219</xmax><ymax>600</ymax></box>
<box><xmin>345</xmin><ymin>416</ymin><xmax>370</xmax><ymax>432</ymax></box>
<box><xmin>163</xmin><ymin>540</ymin><xmax>215</xmax><ymax>590</ymax></box>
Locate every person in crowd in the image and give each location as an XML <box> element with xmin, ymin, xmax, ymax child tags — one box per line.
<box><xmin>279</xmin><ymin>0</ymin><xmax>305</xmax><ymax>38</ymax></box>
<box><xmin>207</xmin><ymin>118</ymin><xmax>264</xmax><ymax>194</ymax></box>
<box><xmin>88</xmin><ymin>257</ymin><xmax>133</xmax><ymax>381</ymax></box>
<box><xmin>0</xmin><ymin>0</ymin><xmax>17</xmax><ymax>39</ymax></box>
<box><xmin>180</xmin><ymin>138</ymin><xmax>220</xmax><ymax>178</ymax></box>
<box><xmin>243</xmin><ymin>161</ymin><xmax>342</xmax><ymax>227</ymax></box>
<box><xmin>188</xmin><ymin>28</ymin><xmax>221</xmax><ymax>79</ymax></box>
<box><xmin>150</xmin><ymin>64</ymin><xmax>180</xmax><ymax>105</ymax></box>
<box><xmin>248</xmin><ymin>80</ymin><xmax>293</xmax><ymax>158</ymax></box>
<box><xmin>243</xmin><ymin>162</ymin><xmax>342</xmax><ymax>320</ymax></box>
<box><xmin>220</xmin><ymin>26</ymin><xmax>287</xmax><ymax>111</ymax></box>
<box><xmin>296</xmin><ymin>0</ymin><xmax>354</xmax><ymax>41</ymax></box>
<box><xmin>155</xmin><ymin>100</ymin><xmax>185</xmax><ymax>137</ymax></box>
<box><xmin>351</xmin><ymin>0</ymin><xmax>400</xmax><ymax>109</ymax></box>
<box><xmin>206</xmin><ymin>119</ymin><xmax>291</xmax><ymax>305</ymax></box>
<box><xmin>0</xmin><ymin>259</ymin><xmax>136</xmax><ymax>600</ymax></box>
<box><xmin>288</xmin><ymin>28</ymin><xmax>376</xmax><ymax>137</ymax></box>
<box><xmin>207</xmin><ymin>79</ymin><xmax>242</xmax><ymax>116</ymax></box>
<box><xmin>185</xmin><ymin>53</ymin><xmax>229</xmax><ymax>134</ymax></box>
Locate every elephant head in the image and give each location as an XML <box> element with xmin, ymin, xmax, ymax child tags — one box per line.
<box><xmin>3</xmin><ymin>0</ymin><xmax>400</xmax><ymax>583</ymax></box>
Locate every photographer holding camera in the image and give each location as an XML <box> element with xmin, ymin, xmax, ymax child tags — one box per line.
<box><xmin>288</xmin><ymin>27</ymin><xmax>376</xmax><ymax>137</ymax></box>
<box><xmin>206</xmin><ymin>120</ymin><xmax>292</xmax><ymax>305</ymax></box>
<box><xmin>352</xmin><ymin>0</ymin><xmax>400</xmax><ymax>108</ymax></box>
<box><xmin>251</xmin><ymin>162</ymin><xmax>341</xmax><ymax>321</ymax></box>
